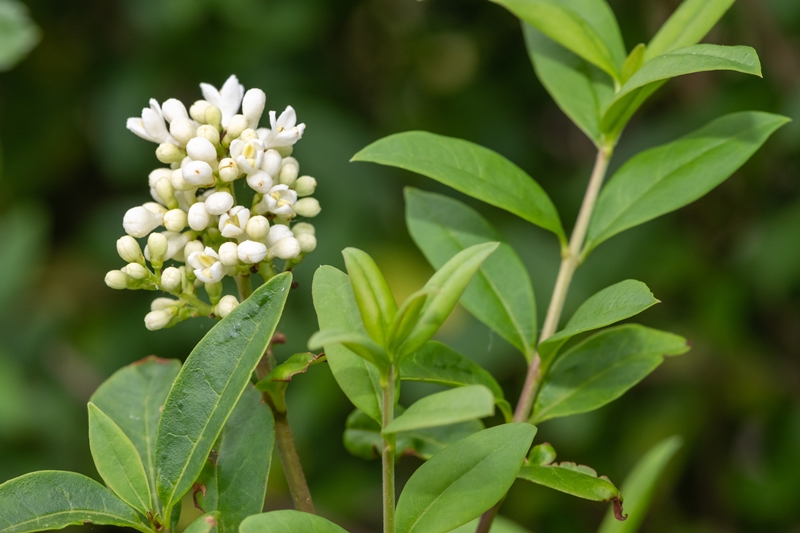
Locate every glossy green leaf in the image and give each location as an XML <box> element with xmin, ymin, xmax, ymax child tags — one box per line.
<box><xmin>450</xmin><ymin>516</ymin><xmax>532</xmax><ymax>533</ymax></box>
<box><xmin>406</xmin><ymin>188</ymin><xmax>537</xmax><ymax>359</ymax></box>
<box><xmin>342</xmin><ymin>247</ymin><xmax>398</xmax><ymax>346</ymax></box>
<box><xmin>312</xmin><ymin>266</ymin><xmax>383</xmax><ymax>422</ymax></box>
<box><xmin>353</xmin><ymin>132</ymin><xmax>565</xmax><ymax>241</ymax></box>
<box><xmin>89</xmin><ymin>356</ymin><xmax>180</xmax><ymax>513</ymax></box>
<box><xmin>155</xmin><ymin>272</ymin><xmax>292</xmax><ymax>511</ymax></box>
<box><xmin>0</xmin><ymin>471</ymin><xmax>149</xmax><ymax>533</ymax></box>
<box><xmin>308</xmin><ymin>329</ymin><xmax>389</xmax><ymax>375</ymax></box>
<box><xmin>390</xmin><ymin>288</ymin><xmax>435</xmax><ymax>348</ymax></box>
<box><xmin>256</xmin><ymin>352</ymin><xmax>326</xmax><ymax>387</ymax></box>
<box><xmin>240</xmin><ymin>510</ymin><xmax>349</xmax><ymax>533</ymax></box>
<box><xmin>620</xmin><ymin>43</ymin><xmax>646</xmax><ymax>84</ymax></box>
<box><xmin>384</xmin><ymin>385</ymin><xmax>494</xmax><ymax>434</ymax></box>
<box><xmin>343</xmin><ymin>408</ymin><xmax>483</xmax><ymax>461</ymax></box>
<box><xmin>587</xmin><ymin>112</ymin><xmax>790</xmax><ymax>251</ymax></box>
<box><xmin>538</xmin><ymin>280</ymin><xmax>659</xmax><ymax>371</ymax></box>
<box><xmin>597</xmin><ymin>436</ymin><xmax>683</xmax><ymax>533</ymax></box>
<box><xmin>523</xmin><ymin>23</ymin><xmax>614</xmax><ymax>145</ymax></box>
<box><xmin>646</xmin><ymin>0</ymin><xmax>734</xmax><ymax>60</ymax></box>
<box><xmin>184</xmin><ymin>512</ymin><xmax>219</xmax><ymax>533</ymax></box>
<box><xmin>395</xmin><ymin>423</ymin><xmax>537</xmax><ymax>533</ymax></box>
<box><xmin>0</xmin><ymin>0</ymin><xmax>41</xmax><ymax>72</ymax></box>
<box><xmin>493</xmin><ymin>0</ymin><xmax>624</xmax><ymax>81</ymax></box>
<box><xmin>532</xmin><ymin>325</ymin><xmax>690</xmax><ymax>423</ymax></box>
<box><xmin>519</xmin><ymin>462</ymin><xmax>623</xmax><ymax>510</ymax></box>
<box><xmin>399</xmin><ymin>341</ymin><xmax>512</xmax><ymax>421</ymax></box>
<box><xmin>601</xmin><ymin>45</ymin><xmax>762</xmax><ymax>136</ymax></box>
<box><xmin>87</xmin><ymin>403</ymin><xmax>152</xmax><ymax>515</ymax></box>
<box><xmin>398</xmin><ymin>242</ymin><xmax>499</xmax><ymax>358</ymax></box>
<box><xmin>195</xmin><ymin>385</ymin><xmax>274</xmax><ymax>533</ymax></box>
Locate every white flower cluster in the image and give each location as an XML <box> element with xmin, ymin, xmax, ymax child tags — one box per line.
<box><xmin>105</xmin><ymin>75</ymin><xmax>320</xmax><ymax>330</ymax></box>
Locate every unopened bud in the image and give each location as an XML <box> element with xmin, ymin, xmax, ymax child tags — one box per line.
<box><xmin>190</xmin><ymin>100</ymin><xmax>211</xmax><ymax>123</ymax></box>
<box><xmin>218</xmin><ymin>241</ymin><xmax>239</xmax><ymax>266</ymax></box>
<box><xmin>205</xmin><ymin>191</ymin><xmax>234</xmax><ymax>215</ymax></box>
<box><xmin>160</xmin><ymin>266</ymin><xmax>182</xmax><ymax>291</ymax></box>
<box><xmin>205</xmin><ymin>105</ymin><xmax>222</xmax><ymax>129</ymax></box>
<box><xmin>246</xmin><ymin>170</ymin><xmax>273</xmax><ymax>193</ymax></box>
<box><xmin>169</xmin><ymin>118</ymin><xmax>196</xmax><ymax>146</ymax></box>
<box><xmin>187</xmin><ymin>203</ymin><xmax>210</xmax><ymax>231</ymax></box>
<box><xmin>218</xmin><ymin>158</ymin><xmax>239</xmax><ymax>182</ymax></box>
<box><xmin>216</xmin><ymin>295</ymin><xmax>239</xmax><ymax>318</ymax></box>
<box><xmin>123</xmin><ymin>206</ymin><xmax>162</xmax><ymax>238</ymax></box>
<box><xmin>144</xmin><ymin>308</ymin><xmax>176</xmax><ymax>331</ymax></box>
<box><xmin>105</xmin><ymin>270</ymin><xmax>130</xmax><ymax>290</ymax></box>
<box><xmin>147</xmin><ymin>232</ymin><xmax>169</xmax><ymax>267</ymax></box>
<box><xmin>294</xmin><ymin>197</ymin><xmax>321</xmax><ymax>218</ymax></box>
<box><xmin>122</xmin><ymin>262</ymin><xmax>149</xmax><ymax>280</ymax></box>
<box><xmin>242</xmin><ymin>88</ymin><xmax>266</xmax><ymax>128</ymax></box>
<box><xmin>293</xmin><ymin>176</ymin><xmax>317</xmax><ymax>197</ymax></box>
<box><xmin>246</xmin><ymin>215</ymin><xmax>270</xmax><ymax>241</ymax></box>
<box><xmin>182</xmin><ymin>160</ymin><xmax>215</xmax><ymax>187</ymax></box>
<box><xmin>155</xmin><ymin>177</ymin><xmax>177</xmax><ymax>209</ymax></box>
<box><xmin>271</xmin><ymin>236</ymin><xmax>301</xmax><ymax>260</ymax></box>
<box><xmin>291</xmin><ymin>222</ymin><xmax>315</xmax><ymax>236</ymax></box>
<box><xmin>163</xmin><ymin>209</ymin><xmax>187</xmax><ymax>232</ymax></box>
<box><xmin>156</xmin><ymin>143</ymin><xmax>186</xmax><ymax>164</ymax></box>
<box><xmin>297</xmin><ymin>233</ymin><xmax>317</xmax><ymax>254</ymax></box>
<box><xmin>196</xmin><ymin>124</ymin><xmax>220</xmax><ymax>146</ymax></box>
<box><xmin>262</xmin><ymin>149</ymin><xmax>282</xmax><ymax>177</ymax></box>
<box><xmin>238</xmin><ymin>240</ymin><xmax>268</xmax><ymax>264</ymax></box>
<box><xmin>151</xmin><ymin>297</ymin><xmax>178</xmax><ymax>311</ymax></box>
<box><xmin>223</xmin><ymin>114</ymin><xmax>248</xmax><ymax>143</ymax></box>
<box><xmin>170</xmin><ymin>168</ymin><xmax>194</xmax><ymax>192</ymax></box>
<box><xmin>184</xmin><ymin>240</ymin><xmax>204</xmax><ymax>259</ymax></box>
<box><xmin>117</xmin><ymin>235</ymin><xmax>144</xmax><ymax>264</ymax></box>
<box><xmin>279</xmin><ymin>160</ymin><xmax>299</xmax><ymax>185</ymax></box>
<box><xmin>205</xmin><ymin>281</ymin><xmax>223</xmax><ymax>305</ymax></box>
<box><xmin>239</xmin><ymin>128</ymin><xmax>259</xmax><ymax>142</ymax></box>
<box><xmin>186</xmin><ymin>137</ymin><xmax>217</xmax><ymax>164</ymax></box>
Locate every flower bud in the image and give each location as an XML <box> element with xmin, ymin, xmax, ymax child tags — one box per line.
<box><xmin>170</xmin><ymin>168</ymin><xmax>194</xmax><ymax>191</ymax></box>
<box><xmin>184</xmin><ymin>239</ymin><xmax>204</xmax><ymax>259</ymax></box>
<box><xmin>163</xmin><ymin>209</ymin><xmax>187</xmax><ymax>232</ymax></box>
<box><xmin>218</xmin><ymin>241</ymin><xmax>240</xmax><ymax>266</ymax></box>
<box><xmin>297</xmin><ymin>233</ymin><xmax>317</xmax><ymax>254</ymax></box>
<box><xmin>246</xmin><ymin>215</ymin><xmax>270</xmax><ymax>241</ymax></box>
<box><xmin>239</xmin><ymin>128</ymin><xmax>259</xmax><ymax>142</ymax></box>
<box><xmin>189</xmin><ymin>100</ymin><xmax>211</xmax><ymax>123</ymax></box>
<box><xmin>266</xmin><ymin>224</ymin><xmax>293</xmax><ymax>246</ymax></box>
<box><xmin>216</xmin><ymin>295</ymin><xmax>239</xmax><ymax>318</ymax></box>
<box><xmin>218</xmin><ymin>158</ymin><xmax>239</xmax><ymax>182</ymax></box>
<box><xmin>161</xmin><ymin>99</ymin><xmax>189</xmax><ymax>122</ymax></box>
<box><xmin>242</xmin><ymin>88</ymin><xmax>266</xmax><ymax>128</ymax></box>
<box><xmin>144</xmin><ymin>308</ymin><xmax>175</xmax><ymax>331</ymax></box>
<box><xmin>148</xmin><ymin>168</ymin><xmax>173</xmax><ymax>188</ymax></box>
<box><xmin>160</xmin><ymin>266</ymin><xmax>182</xmax><ymax>291</ymax></box>
<box><xmin>223</xmin><ymin>114</ymin><xmax>248</xmax><ymax>143</ymax></box>
<box><xmin>151</xmin><ymin>297</ymin><xmax>178</xmax><ymax>311</ymax></box>
<box><xmin>278</xmin><ymin>160</ymin><xmax>299</xmax><ymax>185</ymax></box>
<box><xmin>143</xmin><ymin>202</ymin><xmax>168</xmax><ymax>217</ymax></box>
<box><xmin>196</xmin><ymin>124</ymin><xmax>221</xmax><ymax>146</ymax></box>
<box><xmin>164</xmin><ymin>231</ymin><xmax>192</xmax><ymax>261</ymax></box>
<box><xmin>156</xmin><ymin>143</ymin><xmax>185</xmax><ymax>164</ymax></box>
<box><xmin>122</xmin><ymin>262</ymin><xmax>149</xmax><ymax>280</ymax></box>
<box><xmin>169</xmin><ymin>118</ymin><xmax>196</xmax><ymax>146</ymax></box>
<box><xmin>238</xmin><ymin>240</ymin><xmax>268</xmax><ymax>264</ymax></box>
<box><xmin>293</xmin><ymin>176</ymin><xmax>317</xmax><ymax>197</ymax></box>
<box><xmin>205</xmin><ymin>191</ymin><xmax>234</xmax><ymax>215</ymax></box>
<box><xmin>294</xmin><ymin>197</ymin><xmax>321</xmax><ymax>218</ymax></box>
<box><xmin>187</xmin><ymin>202</ymin><xmax>211</xmax><ymax>231</ymax></box>
<box><xmin>205</xmin><ymin>105</ymin><xmax>223</xmax><ymax>129</ymax></box>
<box><xmin>182</xmin><ymin>160</ymin><xmax>215</xmax><ymax>187</ymax></box>
<box><xmin>105</xmin><ymin>270</ymin><xmax>130</xmax><ymax>290</ymax></box>
<box><xmin>275</xmin><ymin>145</ymin><xmax>293</xmax><ymax>158</ymax></box>
<box><xmin>246</xmin><ymin>170</ymin><xmax>273</xmax><ymax>193</ymax></box>
<box><xmin>123</xmin><ymin>206</ymin><xmax>162</xmax><ymax>238</ymax></box>
<box><xmin>291</xmin><ymin>222</ymin><xmax>315</xmax><ymax>236</ymax></box>
<box><xmin>117</xmin><ymin>235</ymin><xmax>144</xmax><ymax>264</ymax></box>
<box><xmin>271</xmin><ymin>236</ymin><xmax>301</xmax><ymax>260</ymax></box>
<box><xmin>262</xmin><ymin>149</ymin><xmax>282</xmax><ymax>177</ymax></box>
<box><xmin>155</xmin><ymin>177</ymin><xmax>177</xmax><ymax>208</ymax></box>
<box><xmin>205</xmin><ymin>281</ymin><xmax>223</xmax><ymax>304</ymax></box>
<box><xmin>147</xmin><ymin>232</ymin><xmax>169</xmax><ymax>266</ymax></box>
<box><xmin>186</xmin><ymin>137</ymin><xmax>217</xmax><ymax>164</ymax></box>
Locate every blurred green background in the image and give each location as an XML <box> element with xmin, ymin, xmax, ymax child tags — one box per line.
<box><xmin>1</xmin><ymin>0</ymin><xmax>799</xmax><ymax>531</ymax></box>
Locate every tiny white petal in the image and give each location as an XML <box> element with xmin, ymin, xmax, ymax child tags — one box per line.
<box><xmin>246</xmin><ymin>170</ymin><xmax>273</xmax><ymax>193</ymax></box>
<box><xmin>182</xmin><ymin>160</ymin><xmax>215</xmax><ymax>186</ymax></box>
<box><xmin>242</xmin><ymin>88</ymin><xmax>266</xmax><ymax>129</ymax></box>
<box><xmin>123</xmin><ymin>206</ymin><xmax>162</xmax><ymax>238</ymax></box>
<box><xmin>205</xmin><ymin>191</ymin><xmax>234</xmax><ymax>215</ymax></box>
<box><xmin>237</xmin><ymin>240</ymin><xmax>268</xmax><ymax>264</ymax></box>
<box><xmin>186</xmin><ymin>137</ymin><xmax>217</xmax><ymax>163</ymax></box>
<box><xmin>161</xmin><ymin>99</ymin><xmax>189</xmax><ymax>123</ymax></box>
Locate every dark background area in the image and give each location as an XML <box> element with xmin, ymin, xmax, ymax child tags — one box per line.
<box><xmin>1</xmin><ymin>0</ymin><xmax>799</xmax><ymax>531</ymax></box>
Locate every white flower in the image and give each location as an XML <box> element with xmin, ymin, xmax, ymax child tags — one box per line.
<box><xmin>218</xmin><ymin>158</ymin><xmax>239</xmax><ymax>182</ymax></box>
<box><xmin>123</xmin><ymin>205</ymin><xmax>163</xmax><ymax>238</ymax></box>
<box><xmin>219</xmin><ymin>206</ymin><xmax>250</xmax><ymax>239</ymax></box>
<box><xmin>258</xmin><ymin>106</ymin><xmax>305</xmax><ymax>148</ymax></box>
<box><xmin>105</xmin><ymin>270</ymin><xmax>130</xmax><ymax>289</ymax></box>
<box><xmin>122</xmin><ymin>262</ymin><xmax>149</xmax><ymax>280</ymax></box>
<box><xmin>127</xmin><ymin>99</ymin><xmax>178</xmax><ymax>145</ymax></box>
<box><xmin>259</xmin><ymin>184</ymin><xmax>297</xmax><ymax>217</ymax></box>
<box><xmin>238</xmin><ymin>240</ymin><xmax>268</xmax><ymax>264</ymax></box>
<box><xmin>187</xmin><ymin>202</ymin><xmax>211</xmax><ymax>231</ymax></box>
<box><xmin>205</xmin><ymin>191</ymin><xmax>234</xmax><ymax>215</ymax></box>
<box><xmin>182</xmin><ymin>160</ymin><xmax>215</xmax><ymax>187</ymax></box>
<box><xmin>246</xmin><ymin>215</ymin><xmax>270</xmax><ymax>241</ymax></box>
<box><xmin>163</xmin><ymin>209</ymin><xmax>187</xmax><ymax>232</ymax></box>
<box><xmin>294</xmin><ymin>197</ymin><xmax>321</xmax><ymax>218</ymax></box>
<box><xmin>117</xmin><ymin>235</ymin><xmax>144</xmax><ymax>264</ymax></box>
<box><xmin>184</xmin><ymin>240</ymin><xmax>204</xmax><ymax>259</ymax></box>
<box><xmin>266</xmin><ymin>224</ymin><xmax>293</xmax><ymax>246</ymax></box>
<box><xmin>271</xmin><ymin>236</ymin><xmax>301</xmax><ymax>260</ymax></box>
<box><xmin>216</xmin><ymin>295</ymin><xmax>239</xmax><ymax>318</ymax></box>
<box><xmin>188</xmin><ymin>247</ymin><xmax>225</xmax><ymax>283</ymax></box>
<box><xmin>261</xmin><ymin>149</ymin><xmax>282</xmax><ymax>177</ymax></box>
<box><xmin>200</xmin><ymin>75</ymin><xmax>244</xmax><ymax>128</ymax></box>
<box><xmin>164</xmin><ymin>232</ymin><xmax>192</xmax><ymax>261</ymax></box>
<box><xmin>242</xmin><ymin>88</ymin><xmax>266</xmax><ymax>129</ymax></box>
<box><xmin>230</xmin><ymin>138</ymin><xmax>264</xmax><ymax>175</ymax></box>
<box><xmin>161</xmin><ymin>99</ymin><xmax>189</xmax><ymax>123</ymax></box>
<box><xmin>218</xmin><ymin>242</ymin><xmax>240</xmax><ymax>266</ymax></box>
<box><xmin>160</xmin><ymin>267</ymin><xmax>182</xmax><ymax>291</ymax></box>
<box><xmin>144</xmin><ymin>308</ymin><xmax>175</xmax><ymax>331</ymax></box>
<box><xmin>186</xmin><ymin>137</ymin><xmax>217</xmax><ymax>163</ymax></box>
<box><xmin>246</xmin><ymin>170</ymin><xmax>273</xmax><ymax>193</ymax></box>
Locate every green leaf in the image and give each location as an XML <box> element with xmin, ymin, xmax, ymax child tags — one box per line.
<box><xmin>532</xmin><ymin>325</ymin><xmax>690</xmax><ymax>424</ymax></box>
<box><xmin>89</xmin><ymin>356</ymin><xmax>180</xmax><ymax>514</ymax></box>
<box><xmin>538</xmin><ymin>280</ymin><xmax>659</xmax><ymax>372</ymax></box>
<box><xmin>353</xmin><ymin>132</ymin><xmax>565</xmax><ymax>242</ymax></box>
<box><xmin>601</xmin><ymin>45</ymin><xmax>763</xmax><ymax>136</ymax></box>
<box><xmin>405</xmin><ymin>188</ymin><xmax>537</xmax><ymax>359</ymax></box>
<box><xmin>342</xmin><ymin>247</ymin><xmax>398</xmax><ymax>346</ymax></box>
<box><xmin>256</xmin><ymin>352</ymin><xmax>326</xmax><ymax>387</ymax></box>
<box><xmin>0</xmin><ymin>471</ymin><xmax>149</xmax><ymax>533</ymax></box>
<box><xmin>390</xmin><ymin>288</ymin><xmax>435</xmax><ymax>349</ymax></box>
<box><xmin>309</xmin><ymin>329</ymin><xmax>389</xmax><ymax>375</ymax></box>
<box><xmin>0</xmin><ymin>0</ymin><xmax>40</xmax><ymax>72</ymax></box>
<box><xmin>195</xmin><ymin>385</ymin><xmax>274</xmax><ymax>533</ymax></box>
<box><xmin>399</xmin><ymin>341</ymin><xmax>512</xmax><ymax>421</ymax></box>
<box><xmin>449</xmin><ymin>516</ymin><xmax>533</xmax><ymax>533</ymax></box>
<box><xmin>620</xmin><ymin>43</ymin><xmax>646</xmax><ymax>84</ymax></box>
<box><xmin>518</xmin><ymin>462</ymin><xmax>623</xmax><ymax>511</ymax></box>
<box><xmin>587</xmin><ymin>112</ymin><xmax>790</xmax><ymax>251</ymax></box>
<box><xmin>528</xmin><ymin>443</ymin><xmax>557</xmax><ymax>465</ymax></box>
<box><xmin>523</xmin><ymin>23</ymin><xmax>614</xmax><ymax>145</ymax></box>
<box><xmin>155</xmin><ymin>272</ymin><xmax>292</xmax><ymax>511</ymax></box>
<box><xmin>312</xmin><ymin>266</ymin><xmax>383</xmax><ymax>422</ymax></box>
<box><xmin>492</xmin><ymin>0</ymin><xmax>625</xmax><ymax>81</ymax></box>
<box><xmin>184</xmin><ymin>512</ymin><xmax>219</xmax><ymax>533</ymax></box>
<box><xmin>240</xmin><ymin>510</ymin><xmax>349</xmax><ymax>533</ymax></box>
<box><xmin>395</xmin><ymin>423</ymin><xmax>537</xmax><ymax>533</ymax></box>
<box><xmin>384</xmin><ymin>385</ymin><xmax>495</xmax><ymax>434</ymax></box>
<box><xmin>343</xmin><ymin>408</ymin><xmax>483</xmax><ymax>461</ymax></box>
<box><xmin>646</xmin><ymin>0</ymin><xmax>734</xmax><ymax>60</ymax></box>
<box><xmin>597</xmin><ymin>436</ymin><xmax>683</xmax><ymax>533</ymax></box>
<box><xmin>398</xmin><ymin>242</ymin><xmax>500</xmax><ymax>358</ymax></box>
<box><xmin>87</xmin><ymin>403</ymin><xmax>153</xmax><ymax>515</ymax></box>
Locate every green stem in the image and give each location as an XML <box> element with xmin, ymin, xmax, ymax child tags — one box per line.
<box><xmin>382</xmin><ymin>366</ymin><xmax>397</xmax><ymax>533</ymax></box>
<box><xmin>235</xmin><ymin>274</ymin><xmax>252</xmax><ymax>301</ymax></box>
<box><xmin>476</xmin><ymin>143</ymin><xmax>614</xmax><ymax>533</ymax></box>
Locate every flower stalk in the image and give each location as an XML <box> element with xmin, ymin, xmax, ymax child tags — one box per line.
<box><xmin>382</xmin><ymin>365</ymin><xmax>397</xmax><ymax>533</ymax></box>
